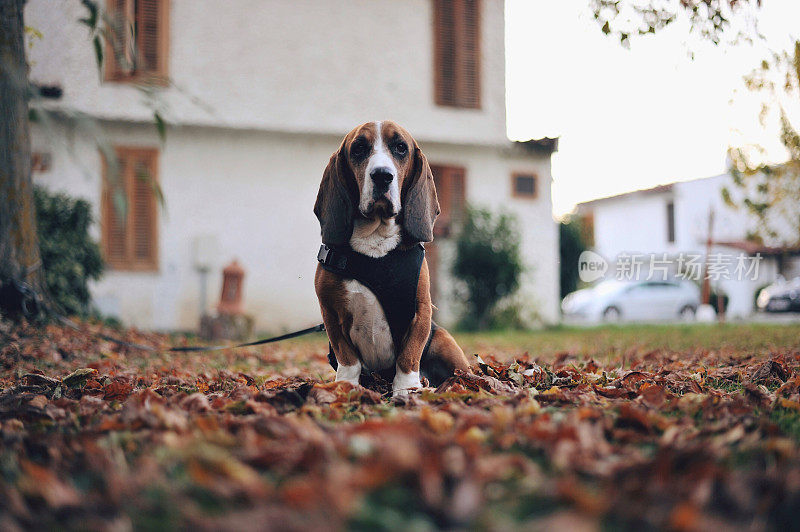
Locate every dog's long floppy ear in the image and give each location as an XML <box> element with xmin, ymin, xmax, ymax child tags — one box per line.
<box><xmin>402</xmin><ymin>140</ymin><xmax>440</xmax><ymax>243</ymax></box>
<box><xmin>314</xmin><ymin>141</ymin><xmax>355</xmax><ymax>245</ymax></box>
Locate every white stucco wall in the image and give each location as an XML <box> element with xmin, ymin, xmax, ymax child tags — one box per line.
<box><xmin>672</xmin><ymin>175</ymin><xmax>755</xmax><ymax>249</ymax></box>
<box><xmin>592</xmin><ymin>192</ymin><xmax>675</xmax><ymax>259</ymax></box>
<box><xmin>32</xmin><ymin>121</ymin><xmax>558</xmax><ymax>330</ymax></box>
<box><xmin>591</xmin><ymin>175</ymin><xmax>760</xmax><ymax>260</ymax></box>
<box><xmin>25</xmin><ymin>0</ymin><xmax>507</xmax><ymax>146</ymax></box>
<box><xmin>584</xmin><ymin>175</ymin><xmax>780</xmax><ymax>317</ymax></box>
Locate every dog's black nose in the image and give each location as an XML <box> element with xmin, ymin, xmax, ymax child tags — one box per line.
<box><xmin>370</xmin><ymin>167</ymin><xmax>394</xmax><ymax>187</ymax></box>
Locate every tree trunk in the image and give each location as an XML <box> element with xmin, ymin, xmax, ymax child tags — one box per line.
<box><xmin>0</xmin><ymin>0</ymin><xmax>46</xmax><ymax>314</ymax></box>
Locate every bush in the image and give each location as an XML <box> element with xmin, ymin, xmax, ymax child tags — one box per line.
<box><xmin>452</xmin><ymin>207</ymin><xmax>523</xmax><ymax>330</ymax></box>
<box><xmin>34</xmin><ymin>186</ymin><xmax>104</xmax><ymax>316</ymax></box>
<box><xmin>559</xmin><ymin>216</ymin><xmax>588</xmax><ymax>298</ymax></box>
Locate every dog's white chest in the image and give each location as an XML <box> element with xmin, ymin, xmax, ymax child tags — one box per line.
<box><xmin>344</xmin><ymin>279</ymin><xmax>395</xmax><ymax>372</ymax></box>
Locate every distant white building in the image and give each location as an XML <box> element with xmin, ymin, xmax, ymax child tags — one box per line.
<box><xmin>25</xmin><ymin>0</ymin><xmax>560</xmax><ymax>331</ymax></box>
<box><xmin>577</xmin><ymin>174</ymin><xmax>800</xmax><ymax>318</ymax></box>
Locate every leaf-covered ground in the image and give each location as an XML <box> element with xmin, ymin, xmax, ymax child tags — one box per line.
<box><xmin>2</xmin><ymin>321</ymin><xmax>800</xmax><ymax>531</ymax></box>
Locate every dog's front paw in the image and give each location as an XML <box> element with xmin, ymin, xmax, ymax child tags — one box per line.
<box><xmin>392</xmin><ymin>370</ymin><xmax>421</xmax><ymax>398</ymax></box>
<box><xmin>335</xmin><ymin>362</ymin><xmax>362</xmax><ymax>387</ymax></box>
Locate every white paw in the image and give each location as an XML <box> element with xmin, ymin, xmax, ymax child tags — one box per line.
<box><xmin>392</xmin><ymin>369</ymin><xmax>421</xmax><ymax>398</ymax></box>
<box><xmin>335</xmin><ymin>361</ymin><xmax>362</xmax><ymax>386</ymax></box>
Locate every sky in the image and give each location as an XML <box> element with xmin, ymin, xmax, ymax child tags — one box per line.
<box><xmin>505</xmin><ymin>0</ymin><xmax>800</xmax><ymax>217</ymax></box>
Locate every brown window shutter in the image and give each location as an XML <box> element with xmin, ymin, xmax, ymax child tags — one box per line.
<box><xmin>105</xmin><ymin>0</ymin><xmax>132</xmax><ymax>81</ymax></box>
<box><xmin>103</xmin><ymin>155</ymin><xmax>129</xmax><ymax>265</ymax></box>
<box><xmin>105</xmin><ymin>0</ymin><xmax>168</xmax><ymax>82</ymax></box>
<box><xmin>450</xmin><ymin>168</ymin><xmax>466</xmax><ymax>224</ymax></box>
<box><xmin>431</xmin><ymin>164</ymin><xmax>466</xmax><ymax>238</ymax></box>
<box><xmin>427</xmin><ymin>164</ymin><xmax>466</xmax><ymax>305</ymax></box>
<box><xmin>136</xmin><ymin>0</ymin><xmax>165</xmax><ymax>77</ymax></box>
<box><xmin>460</xmin><ymin>0</ymin><xmax>480</xmax><ymax>108</ymax></box>
<box><xmin>102</xmin><ymin>148</ymin><xmax>159</xmax><ymax>271</ymax></box>
<box><xmin>581</xmin><ymin>212</ymin><xmax>595</xmax><ymax>247</ymax></box>
<box><xmin>131</xmin><ymin>153</ymin><xmax>157</xmax><ymax>267</ymax></box>
<box><xmin>431</xmin><ymin>164</ymin><xmax>449</xmax><ymax>231</ymax></box>
<box><xmin>434</xmin><ymin>0</ymin><xmax>457</xmax><ymax>106</ymax></box>
<box><xmin>433</xmin><ymin>0</ymin><xmax>481</xmax><ymax>108</ymax></box>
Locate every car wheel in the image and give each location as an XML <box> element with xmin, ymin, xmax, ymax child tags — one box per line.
<box><xmin>603</xmin><ymin>306</ymin><xmax>621</xmax><ymax>323</ymax></box>
<box><xmin>679</xmin><ymin>305</ymin><xmax>696</xmax><ymax>322</ymax></box>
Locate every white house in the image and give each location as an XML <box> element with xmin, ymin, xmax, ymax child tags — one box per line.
<box><xmin>577</xmin><ymin>174</ymin><xmax>800</xmax><ymax>318</ymax></box>
<box><xmin>25</xmin><ymin>0</ymin><xmax>559</xmax><ymax>331</ymax></box>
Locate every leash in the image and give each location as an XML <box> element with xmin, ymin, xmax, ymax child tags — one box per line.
<box><xmin>57</xmin><ymin>316</ymin><xmax>325</xmax><ymax>353</ymax></box>
<box><xmin>168</xmin><ymin>323</ymin><xmax>325</xmax><ymax>352</ymax></box>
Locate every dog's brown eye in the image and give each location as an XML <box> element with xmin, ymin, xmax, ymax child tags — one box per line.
<box><xmin>351</xmin><ymin>141</ymin><xmax>370</xmax><ymax>159</ymax></box>
<box><xmin>393</xmin><ymin>142</ymin><xmax>408</xmax><ymax>156</ymax></box>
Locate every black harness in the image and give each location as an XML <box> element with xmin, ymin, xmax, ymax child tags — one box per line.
<box><xmin>318</xmin><ymin>243</ymin><xmax>425</xmax><ymax>349</ymax></box>
<box><xmin>317</xmin><ymin>243</ymin><xmax>439</xmax><ymax>375</ymax></box>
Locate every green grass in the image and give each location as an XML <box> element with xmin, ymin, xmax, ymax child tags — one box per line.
<box><xmin>452</xmin><ymin>323</ymin><xmax>800</xmax><ymax>360</ymax></box>
<box><xmin>263</xmin><ymin>322</ymin><xmax>800</xmax><ymax>365</ymax></box>
<box><xmin>705</xmin><ymin>377</ymin><xmax>744</xmax><ymax>393</ymax></box>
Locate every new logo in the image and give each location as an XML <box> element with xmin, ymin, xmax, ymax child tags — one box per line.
<box><xmin>578</xmin><ymin>250</ymin><xmax>608</xmax><ymax>283</ymax></box>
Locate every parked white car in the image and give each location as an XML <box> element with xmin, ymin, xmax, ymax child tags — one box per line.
<box><xmin>562</xmin><ymin>279</ymin><xmax>701</xmax><ymax>323</ymax></box>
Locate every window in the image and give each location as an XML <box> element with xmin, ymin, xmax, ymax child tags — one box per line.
<box><xmin>666</xmin><ymin>201</ymin><xmax>675</xmax><ymax>243</ymax></box>
<box><xmin>105</xmin><ymin>0</ymin><xmax>169</xmax><ymax>82</ymax></box>
<box><xmin>512</xmin><ymin>173</ymin><xmax>537</xmax><ymax>199</ymax></box>
<box><xmin>433</xmin><ymin>0</ymin><xmax>481</xmax><ymax>108</ymax></box>
<box><xmin>31</xmin><ymin>152</ymin><xmax>52</xmax><ymax>173</ymax></box>
<box><xmin>102</xmin><ymin>147</ymin><xmax>159</xmax><ymax>270</ymax></box>
<box><xmin>430</xmin><ymin>164</ymin><xmax>466</xmax><ymax>238</ymax></box>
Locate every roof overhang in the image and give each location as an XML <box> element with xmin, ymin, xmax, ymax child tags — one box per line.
<box><xmin>512</xmin><ymin>137</ymin><xmax>559</xmax><ymax>155</ymax></box>
<box><xmin>576</xmin><ymin>183</ymin><xmax>674</xmax><ymax>211</ymax></box>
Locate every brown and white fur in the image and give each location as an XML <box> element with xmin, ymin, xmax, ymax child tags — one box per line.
<box><xmin>314</xmin><ymin>121</ymin><xmax>470</xmax><ymax>397</ymax></box>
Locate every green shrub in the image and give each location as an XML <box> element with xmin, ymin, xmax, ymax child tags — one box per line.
<box><xmin>559</xmin><ymin>216</ymin><xmax>588</xmax><ymax>298</ymax></box>
<box><xmin>34</xmin><ymin>186</ymin><xmax>104</xmax><ymax>316</ymax></box>
<box><xmin>452</xmin><ymin>206</ymin><xmax>523</xmax><ymax>330</ymax></box>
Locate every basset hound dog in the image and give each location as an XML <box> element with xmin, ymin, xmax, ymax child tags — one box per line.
<box><xmin>314</xmin><ymin>120</ymin><xmax>471</xmax><ymax>397</ymax></box>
